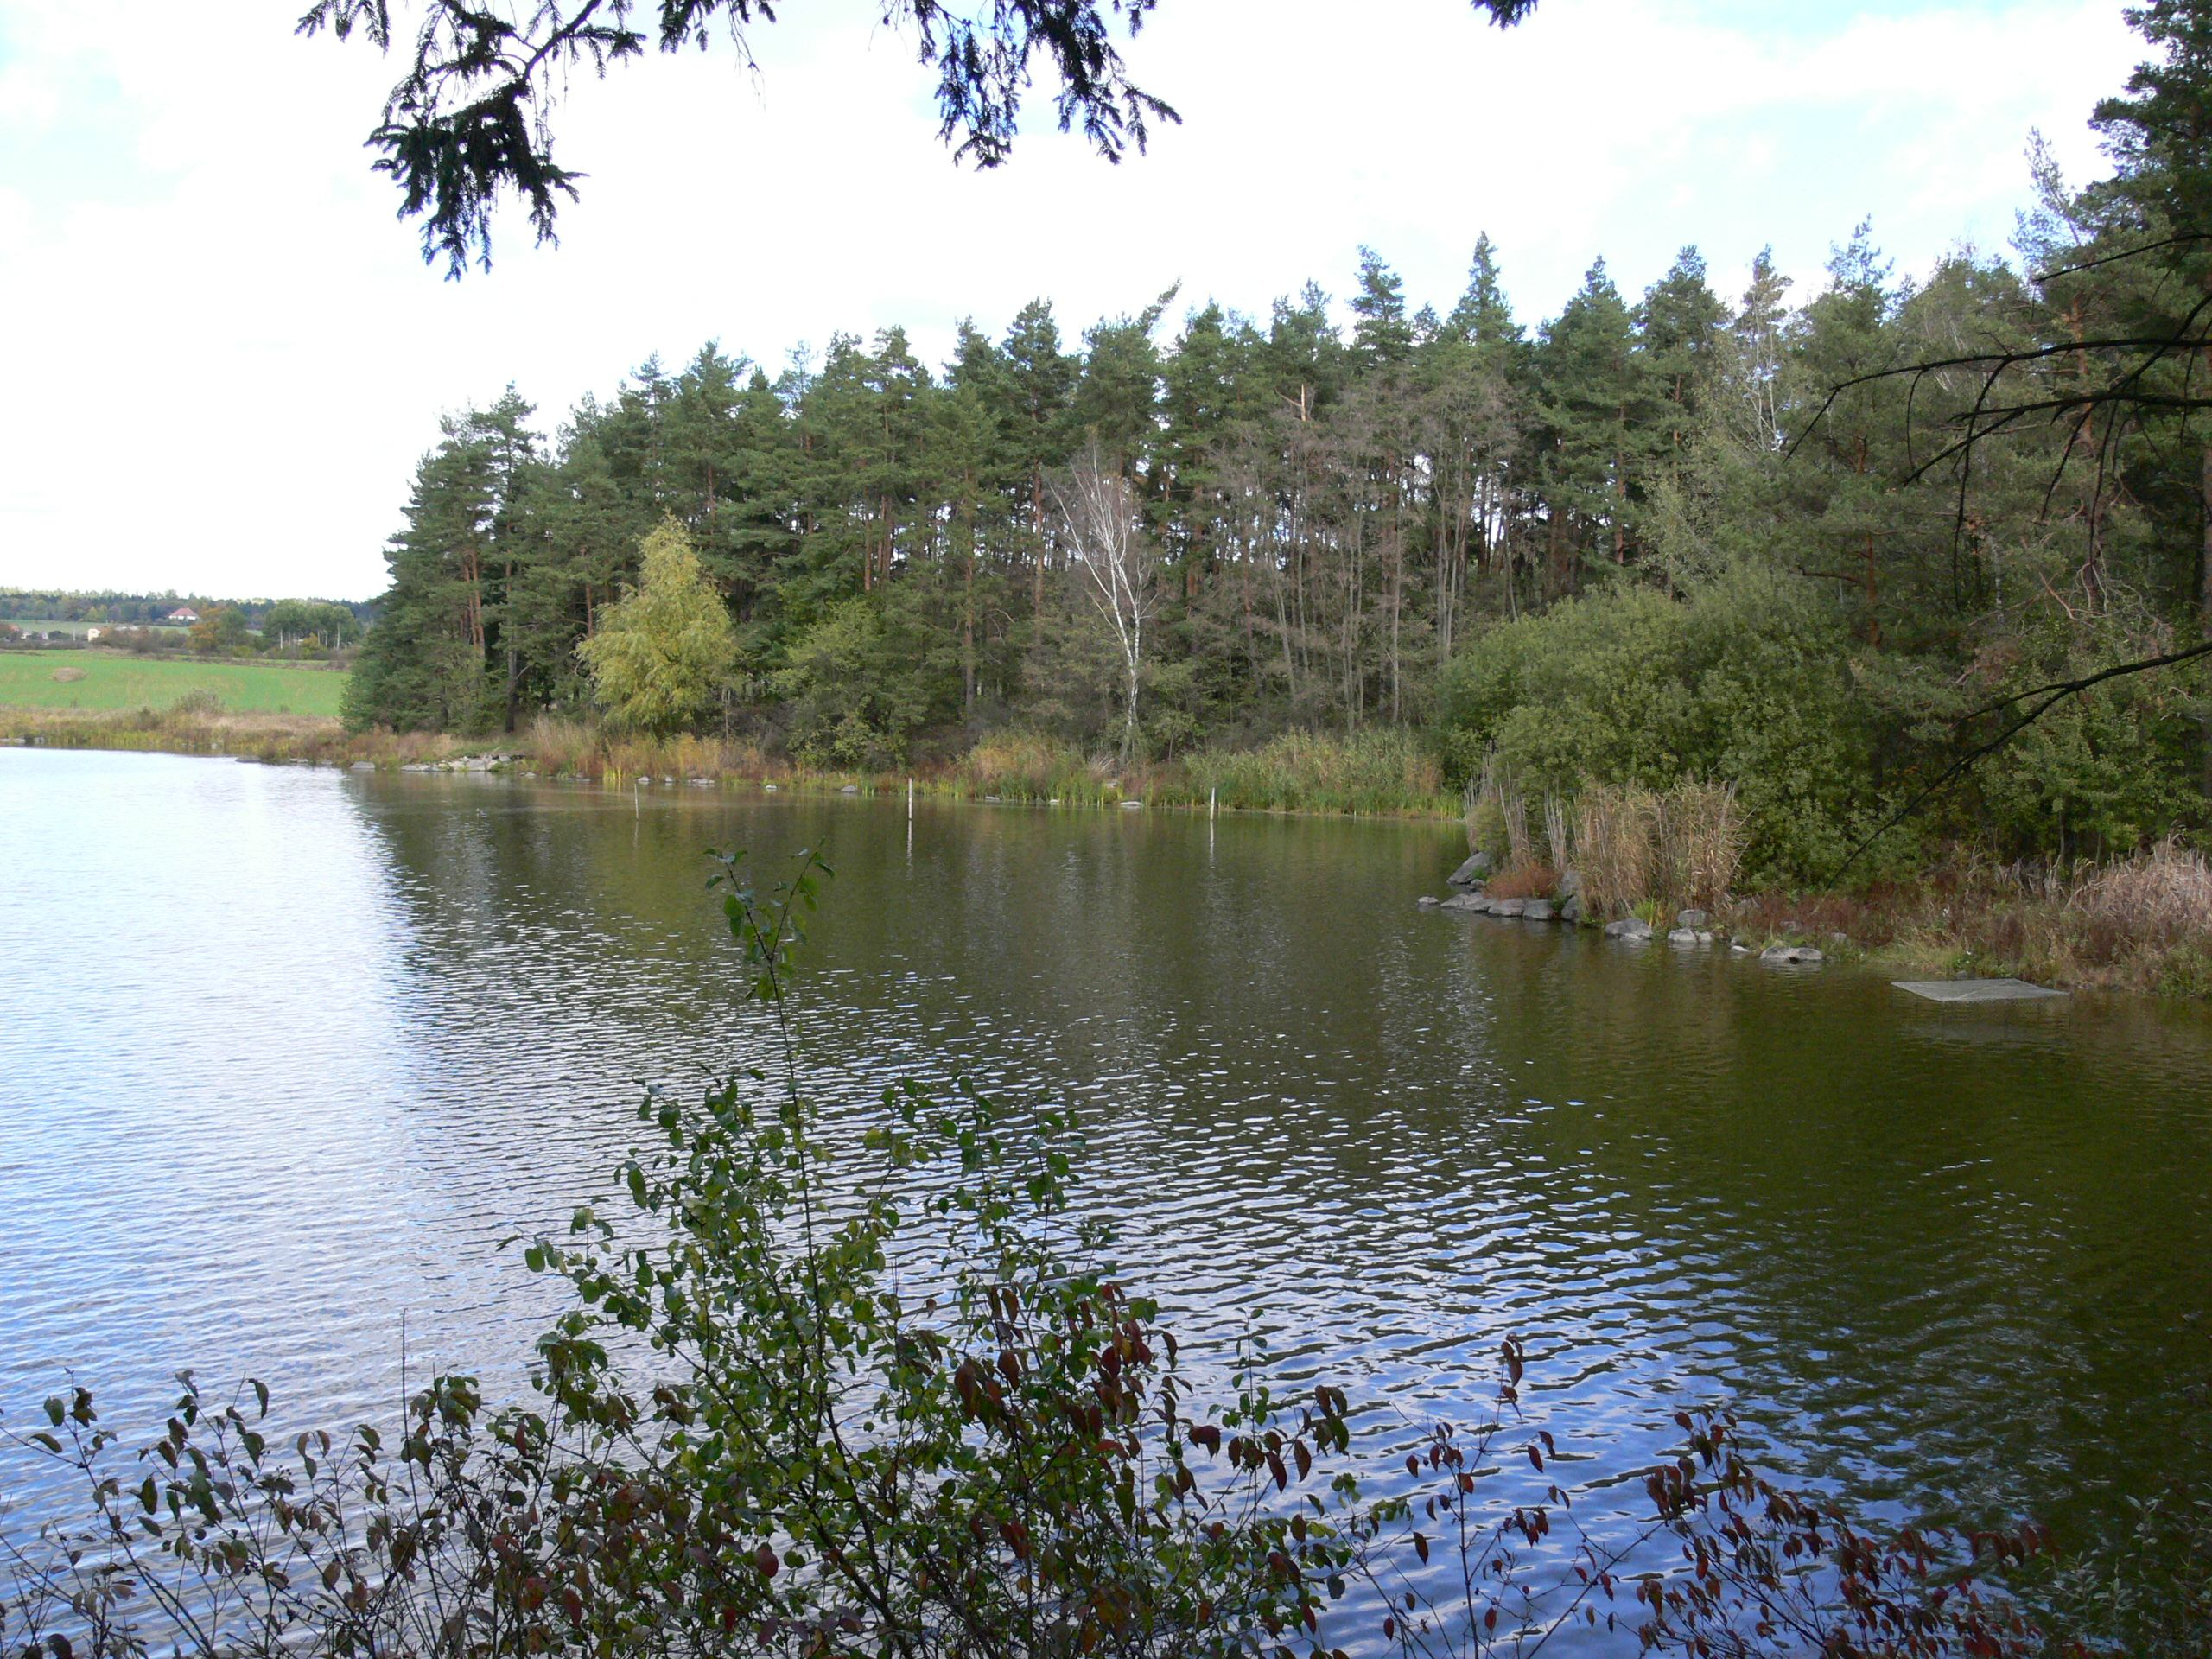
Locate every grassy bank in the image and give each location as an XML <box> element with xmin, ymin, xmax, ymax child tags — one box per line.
<box><xmin>1720</xmin><ymin>845</ymin><xmax>2212</xmax><ymax>998</ymax></box>
<box><xmin>0</xmin><ymin>649</ymin><xmax>347</xmax><ymax>715</ymax></box>
<box><xmin>1</xmin><ymin>704</ymin><xmax>1457</xmax><ymax>818</ymax></box>
<box><xmin>0</xmin><ymin>703</ymin><xmax>459</xmax><ymax>766</ymax></box>
<box><xmin>523</xmin><ymin>719</ymin><xmax>1461</xmax><ymax>817</ymax></box>
<box><xmin>1459</xmin><ymin>773</ymin><xmax>2212</xmax><ymax>997</ymax></box>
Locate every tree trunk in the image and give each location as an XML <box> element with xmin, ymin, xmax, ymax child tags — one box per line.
<box><xmin>1032</xmin><ymin>464</ymin><xmax>1047</xmax><ymax>618</ymax></box>
<box><xmin>2201</xmin><ymin>436</ymin><xmax>2212</xmax><ymax>804</ymax></box>
<box><xmin>961</xmin><ymin>480</ymin><xmax>977</xmax><ymax>715</ymax></box>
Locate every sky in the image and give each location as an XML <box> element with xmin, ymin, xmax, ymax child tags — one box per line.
<box><xmin>0</xmin><ymin>0</ymin><xmax>2149</xmax><ymax>601</ymax></box>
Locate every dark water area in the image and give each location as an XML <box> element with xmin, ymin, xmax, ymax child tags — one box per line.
<box><xmin>3</xmin><ymin>746</ymin><xmax>2209</xmax><ymax>1607</ymax></box>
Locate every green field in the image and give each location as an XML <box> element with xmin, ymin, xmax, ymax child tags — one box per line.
<box><xmin>0</xmin><ymin>652</ymin><xmax>348</xmax><ymax>717</ymax></box>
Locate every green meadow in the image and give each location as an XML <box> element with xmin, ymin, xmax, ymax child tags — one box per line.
<box><xmin>0</xmin><ymin>652</ymin><xmax>348</xmax><ymax>718</ymax></box>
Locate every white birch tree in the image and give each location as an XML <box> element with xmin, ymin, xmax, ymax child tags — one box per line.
<box><xmin>1057</xmin><ymin>439</ymin><xmax>1156</xmax><ymax>764</ymax></box>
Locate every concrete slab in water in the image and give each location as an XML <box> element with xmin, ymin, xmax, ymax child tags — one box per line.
<box><xmin>1892</xmin><ymin>978</ymin><xmax>2067</xmax><ymax>1004</ymax></box>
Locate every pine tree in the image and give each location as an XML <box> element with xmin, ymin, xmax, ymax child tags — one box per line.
<box><xmin>1535</xmin><ymin>258</ymin><xmax>1651</xmax><ymax>579</ymax></box>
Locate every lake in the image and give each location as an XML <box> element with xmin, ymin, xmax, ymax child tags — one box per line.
<box><xmin>3</xmin><ymin>746</ymin><xmax>2209</xmax><ymax>1612</ymax></box>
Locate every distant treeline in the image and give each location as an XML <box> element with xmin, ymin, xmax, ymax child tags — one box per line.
<box><xmin>346</xmin><ymin>7</ymin><xmax>2212</xmax><ymax>884</ymax></box>
<box><xmin>3</xmin><ymin>590</ymin><xmax>376</xmax><ymax>630</ymax></box>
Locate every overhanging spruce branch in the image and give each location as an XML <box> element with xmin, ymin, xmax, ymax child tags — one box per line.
<box><xmin>301</xmin><ymin>0</ymin><xmax>1541</xmax><ymax>276</ymax></box>
<box><xmin>1785</xmin><ymin>305</ymin><xmax>2212</xmax><ymax>481</ymax></box>
<box><xmin>2031</xmin><ymin>229</ymin><xmax>2212</xmax><ymax>284</ymax></box>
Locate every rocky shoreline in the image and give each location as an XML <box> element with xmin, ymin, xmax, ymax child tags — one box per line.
<box><xmin>1417</xmin><ymin>853</ymin><xmax>1827</xmax><ymax>966</ymax></box>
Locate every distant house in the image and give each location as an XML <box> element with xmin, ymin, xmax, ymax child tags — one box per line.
<box><xmin>164</xmin><ymin>607</ymin><xmax>199</xmax><ymax>625</ymax></box>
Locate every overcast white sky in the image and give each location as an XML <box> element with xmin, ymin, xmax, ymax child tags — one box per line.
<box><xmin>0</xmin><ymin>0</ymin><xmax>2147</xmax><ymax>601</ymax></box>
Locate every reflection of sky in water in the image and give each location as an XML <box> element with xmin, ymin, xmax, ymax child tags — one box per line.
<box><xmin>3</xmin><ymin>747</ymin><xmax>2210</xmax><ymax>1643</ymax></box>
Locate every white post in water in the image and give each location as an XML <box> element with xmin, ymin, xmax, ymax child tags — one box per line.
<box><xmin>907</xmin><ymin>777</ymin><xmax>914</xmax><ymax>820</ymax></box>
<box><xmin>1209</xmin><ymin>787</ymin><xmax>1217</xmax><ymax>821</ymax></box>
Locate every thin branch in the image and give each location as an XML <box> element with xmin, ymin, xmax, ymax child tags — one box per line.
<box><xmin>1827</xmin><ymin>639</ymin><xmax>2212</xmax><ymax>885</ymax></box>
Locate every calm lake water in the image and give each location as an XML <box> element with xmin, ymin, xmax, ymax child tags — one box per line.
<box><xmin>3</xmin><ymin>746</ymin><xmax>2209</xmax><ymax>1604</ymax></box>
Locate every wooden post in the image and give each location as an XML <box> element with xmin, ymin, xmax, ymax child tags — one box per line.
<box><xmin>907</xmin><ymin>777</ymin><xmax>914</xmax><ymax>820</ymax></box>
<box><xmin>1210</xmin><ymin>787</ymin><xmax>1217</xmax><ymax>821</ymax></box>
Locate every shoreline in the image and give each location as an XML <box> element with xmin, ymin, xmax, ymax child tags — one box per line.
<box><xmin>0</xmin><ymin>707</ymin><xmax>1464</xmax><ymax>822</ymax></box>
<box><xmin>1423</xmin><ymin>868</ymin><xmax>2212</xmax><ymax>1001</ymax></box>
<box><xmin>16</xmin><ymin>706</ymin><xmax>2207</xmax><ymax>1001</ymax></box>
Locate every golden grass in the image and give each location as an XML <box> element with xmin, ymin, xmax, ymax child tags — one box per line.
<box><xmin>0</xmin><ymin>703</ymin><xmax>463</xmax><ymax>767</ymax></box>
<box><xmin>1728</xmin><ymin>840</ymin><xmax>2212</xmax><ymax>996</ymax></box>
<box><xmin>1574</xmin><ymin>785</ymin><xmax>1656</xmax><ymax>918</ymax></box>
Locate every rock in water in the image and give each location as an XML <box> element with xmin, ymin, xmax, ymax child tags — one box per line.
<box><xmin>1560</xmin><ymin>893</ymin><xmax>1585</xmax><ymax>925</ymax></box>
<box><xmin>1605</xmin><ymin>918</ymin><xmax>1653</xmax><ymax>941</ymax></box>
<box><xmin>1489</xmin><ymin>897</ymin><xmax>1528</xmax><ymax>918</ymax></box>
<box><xmin>1446</xmin><ymin>854</ymin><xmax>1491</xmax><ymax>887</ymax></box>
<box><xmin>1892</xmin><ymin>978</ymin><xmax>2064</xmax><ymax>1003</ymax></box>
<box><xmin>1440</xmin><ymin>893</ymin><xmax>1485</xmax><ymax>912</ymax></box>
<box><xmin>1675</xmin><ymin>908</ymin><xmax>1708</xmax><ymax>931</ymax></box>
<box><xmin>1761</xmin><ymin>944</ymin><xmax>1825</xmax><ymax>965</ymax></box>
<box><xmin>1415</xmin><ymin>895</ymin><xmax>1442</xmax><ymax>909</ymax></box>
<box><xmin>1522</xmin><ymin>899</ymin><xmax>1557</xmax><ymax>922</ymax></box>
<box><xmin>1668</xmin><ymin>927</ymin><xmax>1700</xmax><ymax>946</ymax></box>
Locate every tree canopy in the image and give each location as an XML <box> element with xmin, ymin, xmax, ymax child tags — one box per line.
<box><xmin>577</xmin><ymin>519</ymin><xmax>742</xmax><ymax>733</ymax></box>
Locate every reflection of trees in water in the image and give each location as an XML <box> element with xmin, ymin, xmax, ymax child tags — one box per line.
<box><xmin>346</xmin><ymin>779</ymin><xmax>2212</xmax><ymax>1566</ymax></box>
<box><xmin>1471</xmin><ymin>943</ymin><xmax>2212</xmax><ymax>1550</ymax></box>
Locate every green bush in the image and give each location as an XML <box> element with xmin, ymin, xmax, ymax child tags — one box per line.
<box><xmin>1438</xmin><ymin>568</ymin><xmax>1876</xmax><ymax>883</ymax></box>
<box><xmin>776</xmin><ymin>590</ymin><xmax>961</xmax><ymax>768</ymax></box>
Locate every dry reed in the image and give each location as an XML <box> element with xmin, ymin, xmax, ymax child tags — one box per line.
<box><xmin>1574</xmin><ymin>784</ymin><xmax>1656</xmax><ymax>918</ymax></box>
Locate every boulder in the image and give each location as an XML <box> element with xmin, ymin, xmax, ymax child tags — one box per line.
<box><xmin>1488</xmin><ymin>897</ymin><xmax>1528</xmax><ymax>918</ymax></box>
<box><xmin>1555</xmin><ymin>868</ymin><xmax>1582</xmax><ymax>901</ymax></box>
<box><xmin>1675</xmin><ymin>908</ymin><xmax>1708</xmax><ymax>931</ymax></box>
<box><xmin>1440</xmin><ymin>893</ymin><xmax>1485</xmax><ymax>912</ymax></box>
<box><xmin>1605</xmin><ymin>918</ymin><xmax>1653</xmax><ymax>941</ymax></box>
<box><xmin>1761</xmin><ymin>944</ymin><xmax>1826</xmax><ymax>965</ymax></box>
<box><xmin>1560</xmin><ymin>893</ymin><xmax>1585</xmax><ymax>925</ymax></box>
<box><xmin>1415</xmin><ymin>895</ymin><xmax>1442</xmax><ymax>910</ymax></box>
<box><xmin>348</xmin><ymin>760</ymin><xmax>375</xmax><ymax>772</ymax></box>
<box><xmin>840</xmin><ymin>785</ymin><xmax>861</xmax><ymax>794</ymax></box>
<box><xmin>1446</xmin><ymin>853</ymin><xmax>1492</xmax><ymax>887</ymax></box>
<box><xmin>1668</xmin><ymin>927</ymin><xmax>1700</xmax><ymax>946</ymax></box>
<box><xmin>1522</xmin><ymin>899</ymin><xmax>1556</xmax><ymax>922</ymax></box>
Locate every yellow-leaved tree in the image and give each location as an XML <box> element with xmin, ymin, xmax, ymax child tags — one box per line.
<box><xmin>577</xmin><ymin>520</ymin><xmax>739</xmax><ymax>734</ymax></box>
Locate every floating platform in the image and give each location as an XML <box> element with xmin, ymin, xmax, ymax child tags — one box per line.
<box><xmin>1892</xmin><ymin>978</ymin><xmax>2066</xmax><ymax>1004</ymax></box>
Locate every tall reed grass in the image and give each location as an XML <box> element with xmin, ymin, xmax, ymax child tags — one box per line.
<box><xmin>514</xmin><ymin>718</ymin><xmax>1458</xmax><ymax>817</ymax></box>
